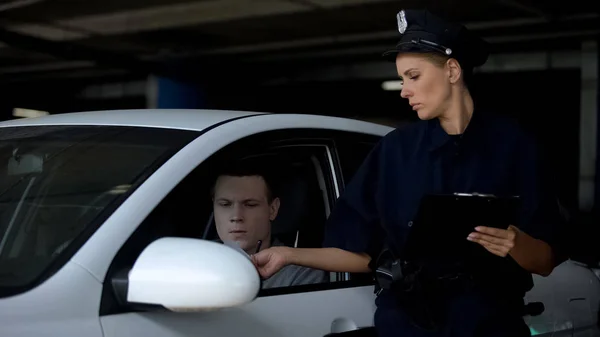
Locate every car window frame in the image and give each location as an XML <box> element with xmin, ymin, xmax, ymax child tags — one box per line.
<box><xmin>328</xmin><ymin>130</ymin><xmax>382</xmax><ymax>284</ymax></box>
<box><xmin>99</xmin><ymin>128</ymin><xmax>381</xmax><ymax>315</ymax></box>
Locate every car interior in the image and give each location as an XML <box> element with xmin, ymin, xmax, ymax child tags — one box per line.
<box><xmin>202</xmin><ymin>151</ymin><xmax>329</xmax><ymax>251</ymax></box>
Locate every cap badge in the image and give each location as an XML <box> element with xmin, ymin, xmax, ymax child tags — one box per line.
<box><xmin>397</xmin><ymin>10</ymin><xmax>407</xmax><ymax>34</ymax></box>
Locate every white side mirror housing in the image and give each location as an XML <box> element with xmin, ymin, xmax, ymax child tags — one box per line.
<box><xmin>127</xmin><ymin>237</ymin><xmax>260</xmax><ymax>312</ymax></box>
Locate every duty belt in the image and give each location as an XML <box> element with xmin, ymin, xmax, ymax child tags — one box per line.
<box><xmin>373</xmin><ymin>248</ymin><xmax>545</xmax><ymax>332</ymax></box>
<box><xmin>373</xmin><ymin>248</ymin><xmax>477</xmax><ymax>331</ymax></box>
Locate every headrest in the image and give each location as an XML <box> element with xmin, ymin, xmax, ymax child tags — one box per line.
<box><xmin>271</xmin><ymin>174</ymin><xmax>310</xmax><ymax>237</ymax></box>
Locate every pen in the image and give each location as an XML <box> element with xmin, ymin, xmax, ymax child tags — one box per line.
<box><xmin>255</xmin><ymin>240</ymin><xmax>262</xmax><ymax>254</ymax></box>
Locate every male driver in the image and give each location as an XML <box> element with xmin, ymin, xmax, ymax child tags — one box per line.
<box><xmin>212</xmin><ymin>161</ymin><xmax>327</xmax><ymax>289</ymax></box>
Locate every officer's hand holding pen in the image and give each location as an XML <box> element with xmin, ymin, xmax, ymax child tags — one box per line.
<box><xmin>467</xmin><ymin>225</ymin><xmax>520</xmax><ymax>257</ymax></box>
<box><xmin>251</xmin><ymin>246</ymin><xmax>290</xmax><ymax>279</ymax></box>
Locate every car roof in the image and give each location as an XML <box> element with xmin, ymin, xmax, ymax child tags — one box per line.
<box><xmin>0</xmin><ymin>109</ymin><xmax>264</xmax><ymax>132</ymax></box>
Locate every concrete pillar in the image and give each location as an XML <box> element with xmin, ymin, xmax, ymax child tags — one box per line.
<box><xmin>146</xmin><ymin>75</ymin><xmax>206</xmax><ymax>109</ymax></box>
<box><xmin>579</xmin><ymin>41</ymin><xmax>598</xmax><ymax>211</ymax></box>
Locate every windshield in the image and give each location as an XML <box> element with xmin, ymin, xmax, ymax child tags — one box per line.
<box><xmin>0</xmin><ymin>125</ymin><xmax>198</xmax><ymax>294</ymax></box>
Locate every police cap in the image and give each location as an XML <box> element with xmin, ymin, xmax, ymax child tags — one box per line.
<box><xmin>383</xmin><ymin>9</ymin><xmax>490</xmax><ymax>69</ymax></box>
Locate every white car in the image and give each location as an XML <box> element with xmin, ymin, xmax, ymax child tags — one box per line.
<box><xmin>0</xmin><ymin>109</ymin><xmax>598</xmax><ymax>337</ymax></box>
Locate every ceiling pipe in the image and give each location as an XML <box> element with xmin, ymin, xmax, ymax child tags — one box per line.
<box><xmin>144</xmin><ymin>14</ymin><xmax>598</xmax><ymax>60</ymax></box>
<box><xmin>0</xmin><ymin>0</ymin><xmax>44</xmax><ymax>13</ymax></box>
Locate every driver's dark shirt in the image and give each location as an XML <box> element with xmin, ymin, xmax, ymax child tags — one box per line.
<box><xmin>322</xmin><ymin>109</ymin><xmax>566</xmax><ymax>337</ymax></box>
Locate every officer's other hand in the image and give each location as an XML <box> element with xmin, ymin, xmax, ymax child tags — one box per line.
<box><xmin>251</xmin><ymin>247</ymin><xmax>290</xmax><ymax>279</ymax></box>
<box><xmin>467</xmin><ymin>225</ymin><xmax>520</xmax><ymax>257</ymax></box>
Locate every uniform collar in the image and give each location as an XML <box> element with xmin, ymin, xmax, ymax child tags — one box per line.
<box><xmin>427</xmin><ymin>108</ymin><xmax>484</xmax><ymax>151</ymax></box>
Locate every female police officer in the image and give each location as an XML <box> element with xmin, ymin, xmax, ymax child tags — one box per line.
<box><xmin>252</xmin><ymin>8</ymin><xmax>566</xmax><ymax>337</ymax></box>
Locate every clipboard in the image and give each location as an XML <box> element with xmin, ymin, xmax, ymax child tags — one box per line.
<box><xmin>402</xmin><ymin>193</ymin><xmax>520</xmax><ymax>262</ymax></box>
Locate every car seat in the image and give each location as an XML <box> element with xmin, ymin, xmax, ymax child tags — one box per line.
<box><xmin>271</xmin><ymin>159</ymin><xmax>327</xmax><ymax>248</ymax></box>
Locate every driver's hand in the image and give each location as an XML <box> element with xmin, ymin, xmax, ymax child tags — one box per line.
<box><xmin>251</xmin><ymin>247</ymin><xmax>290</xmax><ymax>279</ymax></box>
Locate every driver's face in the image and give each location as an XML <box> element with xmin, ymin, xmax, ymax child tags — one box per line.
<box><xmin>213</xmin><ymin>175</ymin><xmax>279</xmax><ymax>254</ymax></box>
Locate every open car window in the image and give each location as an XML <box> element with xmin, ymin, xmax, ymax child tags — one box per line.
<box><xmin>101</xmin><ymin>129</ymin><xmax>348</xmax><ymax>315</ymax></box>
<box><xmin>0</xmin><ymin>125</ymin><xmax>198</xmax><ymax>297</ymax></box>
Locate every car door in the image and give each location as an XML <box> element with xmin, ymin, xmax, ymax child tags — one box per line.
<box><xmin>98</xmin><ymin>125</ymin><xmax>385</xmax><ymax>337</ymax></box>
<box><xmin>523</xmin><ymin>261</ymin><xmax>600</xmax><ymax>336</ymax></box>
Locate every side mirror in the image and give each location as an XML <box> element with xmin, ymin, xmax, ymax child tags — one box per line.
<box><xmin>126</xmin><ymin>237</ymin><xmax>260</xmax><ymax>312</ymax></box>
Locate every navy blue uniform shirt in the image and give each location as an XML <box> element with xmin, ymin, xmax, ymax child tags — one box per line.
<box><xmin>322</xmin><ymin>109</ymin><xmax>565</xmax><ymax>335</ymax></box>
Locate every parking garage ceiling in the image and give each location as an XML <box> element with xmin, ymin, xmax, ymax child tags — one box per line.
<box><xmin>0</xmin><ymin>0</ymin><xmax>598</xmax><ymax>84</ymax></box>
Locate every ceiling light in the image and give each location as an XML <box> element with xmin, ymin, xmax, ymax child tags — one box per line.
<box><xmin>12</xmin><ymin>108</ymin><xmax>49</xmax><ymax>118</ymax></box>
<box><xmin>381</xmin><ymin>80</ymin><xmax>403</xmax><ymax>91</ymax></box>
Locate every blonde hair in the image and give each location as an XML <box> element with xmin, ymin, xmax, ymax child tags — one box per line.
<box><xmin>421</xmin><ymin>52</ymin><xmax>451</xmax><ymax>68</ymax></box>
<box><xmin>420</xmin><ymin>52</ymin><xmax>472</xmax><ymax>89</ymax></box>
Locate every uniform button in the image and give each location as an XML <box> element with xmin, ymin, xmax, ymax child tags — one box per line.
<box><xmin>408</xmin><ymin>221</ymin><xmax>413</xmax><ymax>227</ymax></box>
